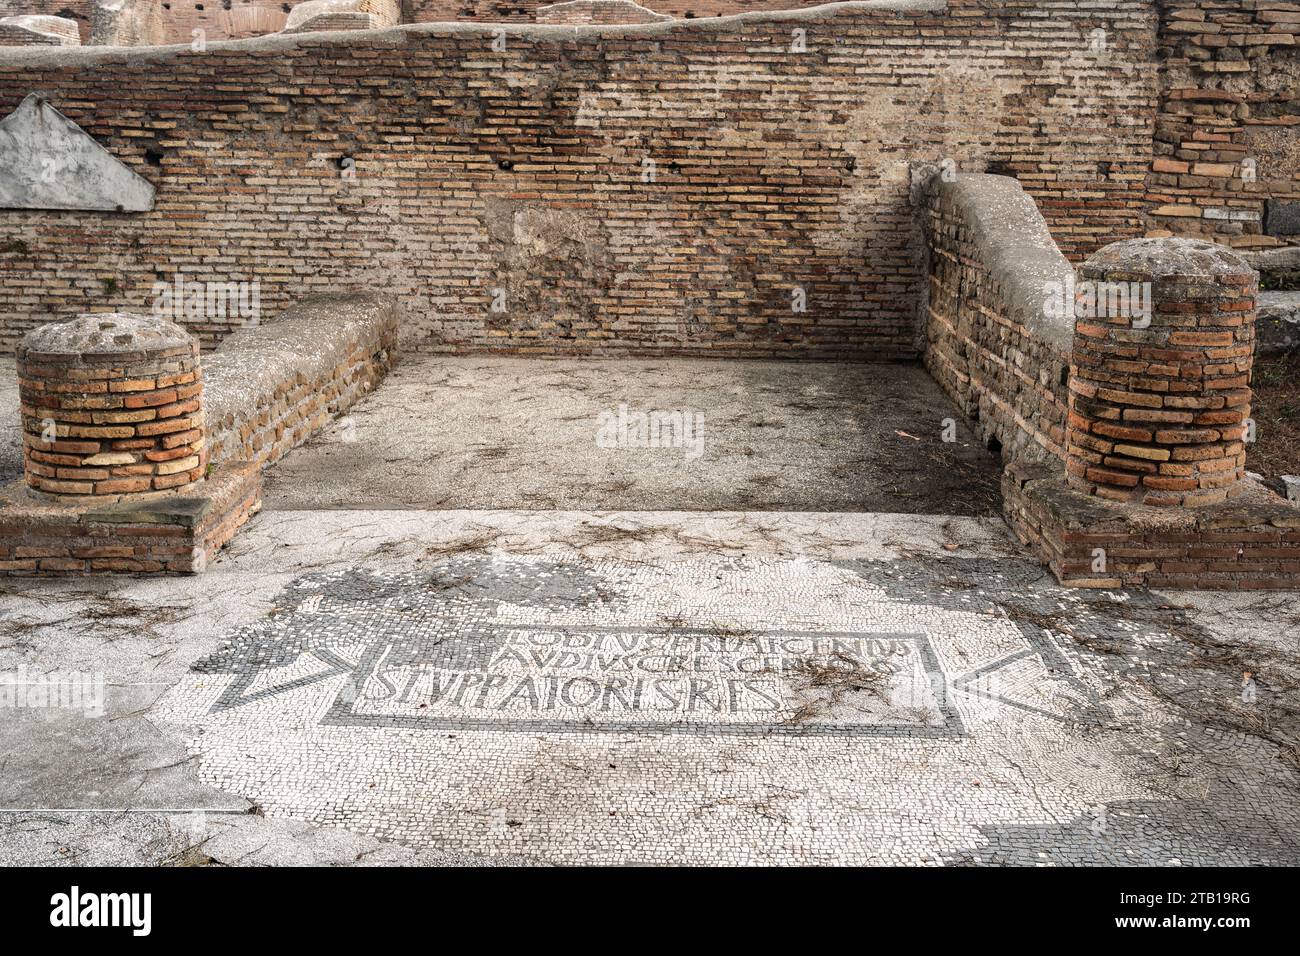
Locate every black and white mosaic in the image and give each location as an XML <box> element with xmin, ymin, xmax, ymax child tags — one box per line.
<box><xmin>154</xmin><ymin>555</ymin><xmax>1300</xmax><ymax>864</ymax></box>
<box><xmin>192</xmin><ymin>567</ymin><xmax>956</xmax><ymax>735</ymax></box>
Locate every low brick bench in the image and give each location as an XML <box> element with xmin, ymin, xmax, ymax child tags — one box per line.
<box><xmin>0</xmin><ymin>294</ymin><xmax>398</xmax><ymax>575</ymax></box>
<box><xmin>204</xmin><ymin>292</ymin><xmax>399</xmax><ymax>470</ymax></box>
<box><xmin>922</xmin><ymin>173</ymin><xmax>1300</xmax><ymax>590</ymax></box>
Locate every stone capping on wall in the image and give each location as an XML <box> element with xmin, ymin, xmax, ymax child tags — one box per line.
<box><xmin>919</xmin><ymin>172</ymin><xmax>1075</xmax><ymax>466</ymax></box>
<box><xmin>0</xmin><ymin>0</ymin><xmax>948</xmax><ymax>55</ymax></box>
<box><xmin>203</xmin><ymin>292</ymin><xmax>399</xmax><ymax>470</ymax></box>
<box><xmin>923</xmin><ymin>173</ymin><xmax>1075</xmax><ymax>354</ymax></box>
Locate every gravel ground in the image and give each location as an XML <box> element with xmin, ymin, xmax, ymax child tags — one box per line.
<box><xmin>260</xmin><ymin>355</ymin><xmax>1003</xmax><ymax>515</ymax></box>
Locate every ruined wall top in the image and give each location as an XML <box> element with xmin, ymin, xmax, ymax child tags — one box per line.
<box><xmin>0</xmin><ymin>0</ymin><xmax>946</xmax><ymax>49</ymax></box>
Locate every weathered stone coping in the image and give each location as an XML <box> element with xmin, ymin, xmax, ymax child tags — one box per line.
<box><xmin>204</xmin><ymin>292</ymin><xmax>399</xmax><ymax>470</ymax></box>
<box><xmin>924</xmin><ymin>172</ymin><xmax>1076</xmax><ymax>356</ymax></box>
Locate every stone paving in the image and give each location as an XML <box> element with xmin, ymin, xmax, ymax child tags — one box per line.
<box><xmin>4</xmin><ymin>507</ymin><xmax>1295</xmax><ymax>865</ymax></box>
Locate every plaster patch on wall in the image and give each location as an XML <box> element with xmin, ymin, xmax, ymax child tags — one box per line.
<box><xmin>484</xmin><ymin>202</ymin><xmax>612</xmax><ymax>335</ymax></box>
<box><xmin>0</xmin><ymin>92</ymin><xmax>155</xmax><ymax>213</ymax></box>
<box><xmin>807</xmin><ymin>63</ymin><xmax>1009</xmax><ymax>256</ymax></box>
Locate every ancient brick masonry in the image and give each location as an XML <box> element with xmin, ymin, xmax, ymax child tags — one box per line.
<box><xmin>923</xmin><ymin>173</ymin><xmax>1300</xmax><ymax>589</ymax></box>
<box><xmin>0</xmin><ymin>2</ymin><xmax>1158</xmax><ymax>357</ymax></box>
<box><xmin>203</xmin><ymin>293</ymin><xmax>399</xmax><ymax>469</ymax></box>
<box><xmin>283</xmin><ymin>0</ymin><xmax>401</xmax><ymax>33</ymax></box>
<box><xmin>17</xmin><ymin>314</ymin><xmax>206</xmax><ymax>499</ymax></box>
<box><xmin>0</xmin><ymin>295</ymin><xmax>396</xmax><ymax>576</ymax></box>
<box><xmin>1066</xmin><ymin>240</ymin><xmax>1256</xmax><ymax>507</ymax></box>
<box><xmin>1149</xmin><ymin>0</ymin><xmax>1300</xmax><ymax>249</ymax></box>
<box><xmin>405</xmin><ymin>0</ymin><xmax>538</xmax><ymax>23</ymax></box>
<box><xmin>1003</xmin><ymin>459</ymin><xmax>1300</xmax><ymax>589</ymax></box>
<box><xmin>152</xmin><ymin>1</ymin><xmax>290</xmax><ymax>44</ymax></box>
<box><xmin>920</xmin><ymin>173</ymin><xmax>1071</xmax><ymax>465</ymax></box>
<box><xmin>536</xmin><ymin>1</ymin><xmax>670</xmax><ymax>24</ymax></box>
<box><xmin>1</xmin><ymin>311</ymin><xmax>266</xmax><ymax>577</ymax></box>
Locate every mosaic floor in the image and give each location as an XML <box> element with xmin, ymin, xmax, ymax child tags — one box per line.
<box><xmin>151</xmin><ymin>547</ymin><xmax>1300</xmax><ymax>865</ymax></box>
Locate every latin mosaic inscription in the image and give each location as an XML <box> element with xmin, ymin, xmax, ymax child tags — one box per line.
<box><xmin>194</xmin><ymin>565</ymin><xmax>958</xmax><ymax>736</ymax></box>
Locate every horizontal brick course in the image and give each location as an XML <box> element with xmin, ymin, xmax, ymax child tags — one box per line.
<box><xmin>1005</xmin><ymin>460</ymin><xmax>1300</xmax><ymax>590</ymax></box>
<box><xmin>1147</xmin><ymin>0</ymin><xmax>1300</xmax><ymax>251</ymax></box>
<box><xmin>0</xmin><ymin>3</ymin><xmax>1157</xmax><ymax>357</ymax></box>
<box><xmin>16</xmin><ymin>315</ymin><xmax>207</xmax><ymax>501</ymax></box>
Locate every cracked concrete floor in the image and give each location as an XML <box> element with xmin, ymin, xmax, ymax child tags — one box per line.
<box><xmin>1</xmin><ymin>508</ymin><xmax>1297</xmax><ymax>866</ymax></box>
<box><xmin>1</xmin><ymin>355</ymin><xmax>1000</xmax><ymax>513</ymax></box>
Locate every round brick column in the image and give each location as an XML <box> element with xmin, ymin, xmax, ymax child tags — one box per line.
<box><xmin>17</xmin><ymin>314</ymin><xmax>206</xmax><ymax>500</ymax></box>
<box><xmin>1066</xmin><ymin>238</ymin><xmax>1255</xmax><ymax>507</ymax></box>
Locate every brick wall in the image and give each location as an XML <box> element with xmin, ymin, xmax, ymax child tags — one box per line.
<box><xmin>638</xmin><ymin>1</ymin><xmax>852</xmax><ymax>19</ymax></box>
<box><xmin>284</xmin><ymin>0</ymin><xmax>401</xmax><ymax>33</ymax></box>
<box><xmin>203</xmin><ymin>293</ymin><xmax>398</xmax><ymax>469</ymax></box>
<box><xmin>920</xmin><ymin>173</ymin><xmax>1072</xmax><ymax>466</ymax></box>
<box><xmin>1149</xmin><ymin>0</ymin><xmax>1300</xmax><ymax>251</ymax></box>
<box><xmin>156</xmin><ymin>0</ymin><xmax>290</xmax><ymax>43</ymax></box>
<box><xmin>0</xmin><ymin>3</ymin><xmax>1157</xmax><ymax>356</ymax></box>
<box><xmin>90</xmin><ymin>0</ymin><xmax>166</xmax><ymax>45</ymax></box>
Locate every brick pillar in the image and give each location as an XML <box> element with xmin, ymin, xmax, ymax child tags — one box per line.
<box><xmin>1066</xmin><ymin>238</ymin><xmax>1255</xmax><ymax>507</ymax></box>
<box><xmin>17</xmin><ymin>313</ymin><xmax>206</xmax><ymax>500</ymax></box>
